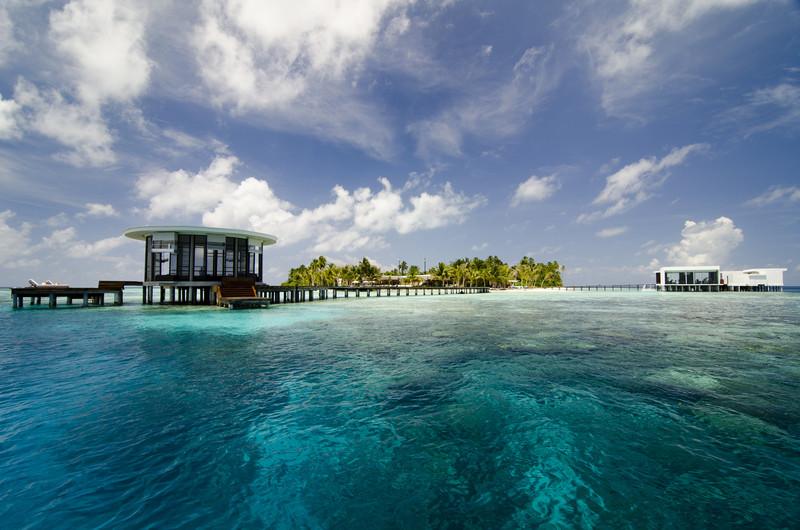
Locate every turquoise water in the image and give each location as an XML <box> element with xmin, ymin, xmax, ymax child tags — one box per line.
<box><xmin>1</xmin><ymin>289</ymin><xmax>799</xmax><ymax>528</ymax></box>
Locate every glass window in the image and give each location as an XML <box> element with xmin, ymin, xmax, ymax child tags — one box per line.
<box><xmin>207</xmin><ymin>242</ymin><xmax>224</xmax><ymax>277</ymax></box>
<box><xmin>193</xmin><ymin>236</ymin><xmax>206</xmax><ymax>278</ymax></box>
<box><xmin>178</xmin><ymin>235</ymin><xmax>191</xmax><ymax>279</ymax></box>
<box><xmin>237</xmin><ymin>238</ymin><xmax>248</xmax><ymax>276</ymax></box>
<box><xmin>150</xmin><ymin>236</ymin><xmax>176</xmax><ymax>279</ymax></box>
<box><xmin>248</xmin><ymin>244</ymin><xmax>261</xmax><ymax>278</ymax></box>
<box><xmin>225</xmin><ymin>238</ymin><xmax>235</xmax><ymax>277</ymax></box>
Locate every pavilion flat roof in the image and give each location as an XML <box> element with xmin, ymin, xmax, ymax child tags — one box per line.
<box><xmin>124</xmin><ymin>225</ymin><xmax>277</xmax><ymax>246</ymax></box>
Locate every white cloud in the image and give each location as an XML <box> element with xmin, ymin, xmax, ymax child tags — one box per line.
<box><xmin>0</xmin><ymin>210</ymin><xmax>36</xmax><ymax>268</ymax></box>
<box><xmin>410</xmin><ymin>45</ymin><xmax>557</xmax><ymax>159</ymax></box>
<box><xmin>511</xmin><ymin>174</ymin><xmax>560</xmax><ymax>206</ymax></box>
<box><xmin>662</xmin><ymin>216</ymin><xmax>744</xmax><ymax>266</ymax></box>
<box><xmin>744</xmin><ymin>185</ymin><xmax>800</xmax><ymax>207</ymax></box>
<box><xmin>397</xmin><ymin>182</ymin><xmax>482</xmax><ymax>233</ymax></box>
<box><xmin>136</xmin><ymin>156</ymin><xmax>241</xmax><ymax>218</ymax></box>
<box><xmin>192</xmin><ymin>0</ymin><xmax>412</xmax><ymax>158</ymax></box>
<box><xmin>578</xmin><ymin>143</ymin><xmax>707</xmax><ymax>222</ymax></box>
<box><xmin>13</xmin><ymin>79</ymin><xmax>116</xmax><ymax>166</ymax></box>
<box><xmin>65</xmin><ymin>235</ymin><xmax>127</xmax><ymax>258</ymax></box>
<box><xmin>40</xmin><ymin>225</ymin><xmax>126</xmax><ymax>259</ymax></box>
<box><xmin>136</xmin><ymin>156</ymin><xmax>485</xmax><ymax>253</ymax></box>
<box><xmin>49</xmin><ymin>0</ymin><xmax>151</xmax><ymax>106</ymax></box>
<box><xmin>353</xmin><ymin>178</ymin><xmax>404</xmax><ymax>232</ymax></box>
<box><xmin>79</xmin><ymin>203</ymin><xmax>118</xmax><ymax>217</ymax></box>
<box><xmin>596</xmin><ymin>226</ymin><xmax>629</xmax><ymax>238</ymax></box>
<box><xmin>0</xmin><ymin>93</ymin><xmax>20</xmax><ymax>139</ymax></box>
<box><xmin>0</xmin><ymin>6</ymin><xmax>17</xmax><ymax>65</ymax></box>
<box><xmin>722</xmin><ymin>83</ymin><xmax>800</xmax><ymax>137</ymax></box>
<box><xmin>5</xmin><ymin>0</ymin><xmax>151</xmax><ymax>166</ymax></box>
<box><xmin>0</xmin><ymin>212</ymin><xmax>126</xmax><ymax>277</ymax></box>
<box><xmin>579</xmin><ymin>0</ymin><xmax>762</xmax><ymax>117</ymax></box>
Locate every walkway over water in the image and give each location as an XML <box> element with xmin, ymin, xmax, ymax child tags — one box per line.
<box><xmin>11</xmin><ymin>281</ymin><xmax>142</xmax><ymax>309</ymax></box>
<box><xmin>257</xmin><ymin>285</ymin><xmax>490</xmax><ymax>304</ymax></box>
<box><xmin>552</xmin><ymin>284</ymin><xmax>655</xmax><ymax>292</ymax></box>
<box><xmin>136</xmin><ymin>284</ymin><xmax>489</xmax><ymax>306</ymax></box>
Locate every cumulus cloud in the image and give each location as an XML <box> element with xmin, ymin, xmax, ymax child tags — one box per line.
<box><xmin>511</xmin><ymin>174</ymin><xmax>560</xmax><ymax>206</ymax></box>
<box><xmin>5</xmin><ymin>0</ymin><xmax>151</xmax><ymax>166</ymax></box>
<box><xmin>744</xmin><ymin>185</ymin><xmax>800</xmax><ymax>207</ymax></box>
<box><xmin>661</xmin><ymin>216</ymin><xmax>743</xmax><ymax>266</ymax></box>
<box><xmin>192</xmin><ymin>0</ymin><xmax>413</xmax><ymax>158</ymax></box>
<box><xmin>136</xmin><ymin>156</ymin><xmax>486</xmax><ymax>253</ymax></box>
<box><xmin>596</xmin><ymin>226</ymin><xmax>629</xmax><ymax>238</ymax></box>
<box><xmin>136</xmin><ymin>156</ymin><xmax>241</xmax><ymax>218</ymax></box>
<box><xmin>79</xmin><ymin>203</ymin><xmax>118</xmax><ymax>217</ymax></box>
<box><xmin>49</xmin><ymin>0</ymin><xmax>151</xmax><ymax>106</ymax></box>
<box><xmin>579</xmin><ymin>0</ymin><xmax>761</xmax><ymax>117</ymax></box>
<box><xmin>578</xmin><ymin>143</ymin><xmax>707</xmax><ymax>222</ymax></box>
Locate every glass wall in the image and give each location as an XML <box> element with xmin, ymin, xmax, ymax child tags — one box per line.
<box><xmin>193</xmin><ymin>235</ymin><xmax>206</xmax><ymax>279</ymax></box>
<box><xmin>660</xmin><ymin>268</ymin><xmax>721</xmax><ymax>291</ymax></box>
<box><xmin>145</xmin><ymin>232</ymin><xmax>262</xmax><ymax>282</ymax></box>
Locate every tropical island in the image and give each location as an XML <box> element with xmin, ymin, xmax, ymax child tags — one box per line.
<box><xmin>283</xmin><ymin>256</ymin><xmax>564</xmax><ymax>289</ymax></box>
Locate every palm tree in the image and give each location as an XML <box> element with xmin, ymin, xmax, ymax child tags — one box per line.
<box><xmin>432</xmin><ymin>262</ymin><xmax>448</xmax><ymax>286</ymax></box>
<box><xmin>406</xmin><ymin>265</ymin><xmax>420</xmax><ymax>285</ymax></box>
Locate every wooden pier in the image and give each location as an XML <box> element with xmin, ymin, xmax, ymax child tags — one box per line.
<box><xmin>550</xmin><ymin>284</ymin><xmax>654</xmax><ymax>292</ymax></box>
<box><xmin>12</xmin><ymin>284</ymin><xmax>127</xmax><ymax>309</ymax></box>
<box><xmin>256</xmin><ymin>285</ymin><xmax>490</xmax><ymax>304</ymax></box>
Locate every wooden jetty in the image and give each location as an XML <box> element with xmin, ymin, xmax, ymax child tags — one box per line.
<box><xmin>550</xmin><ymin>284</ymin><xmax>654</xmax><ymax>292</ymax></box>
<box><xmin>256</xmin><ymin>285</ymin><xmax>490</xmax><ymax>304</ymax></box>
<box><xmin>11</xmin><ymin>280</ymin><xmax>142</xmax><ymax>309</ymax></box>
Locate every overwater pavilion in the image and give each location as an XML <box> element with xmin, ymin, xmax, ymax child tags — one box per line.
<box><xmin>654</xmin><ymin>265</ymin><xmax>786</xmax><ymax>292</ymax></box>
<box><xmin>124</xmin><ymin>226</ymin><xmax>277</xmax><ymax>305</ymax></box>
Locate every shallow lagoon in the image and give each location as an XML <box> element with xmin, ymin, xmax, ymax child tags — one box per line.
<box><xmin>1</xmin><ymin>289</ymin><xmax>799</xmax><ymax>528</ymax></box>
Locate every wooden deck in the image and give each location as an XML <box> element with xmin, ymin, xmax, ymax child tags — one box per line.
<box><xmin>11</xmin><ymin>280</ymin><xmax>142</xmax><ymax>309</ymax></box>
<box><xmin>256</xmin><ymin>285</ymin><xmax>490</xmax><ymax>304</ymax></box>
<box><xmin>213</xmin><ymin>277</ymin><xmax>270</xmax><ymax>309</ymax></box>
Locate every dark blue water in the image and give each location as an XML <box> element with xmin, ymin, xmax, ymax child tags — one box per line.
<box><xmin>1</xmin><ymin>290</ymin><xmax>799</xmax><ymax>528</ymax></box>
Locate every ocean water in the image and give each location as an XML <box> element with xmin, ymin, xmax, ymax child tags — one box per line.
<box><xmin>1</xmin><ymin>289</ymin><xmax>799</xmax><ymax>529</ymax></box>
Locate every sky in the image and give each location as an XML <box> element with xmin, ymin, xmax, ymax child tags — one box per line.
<box><xmin>1</xmin><ymin>0</ymin><xmax>799</xmax><ymax>287</ymax></box>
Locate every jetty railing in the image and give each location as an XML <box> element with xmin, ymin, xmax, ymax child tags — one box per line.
<box><xmin>256</xmin><ymin>285</ymin><xmax>489</xmax><ymax>304</ymax></box>
<box><xmin>12</xmin><ymin>286</ymin><xmax>124</xmax><ymax>308</ymax></box>
<box><xmin>548</xmin><ymin>284</ymin><xmax>654</xmax><ymax>292</ymax></box>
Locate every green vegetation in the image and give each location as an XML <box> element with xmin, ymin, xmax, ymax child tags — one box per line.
<box><xmin>282</xmin><ymin>255</ymin><xmax>564</xmax><ymax>288</ymax></box>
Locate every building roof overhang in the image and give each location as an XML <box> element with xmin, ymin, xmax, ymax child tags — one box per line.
<box><xmin>657</xmin><ymin>265</ymin><xmax>720</xmax><ymax>272</ymax></box>
<box><xmin>123</xmin><ymin>225</ymin><xmax>277</xmax><ymax>246</ymax></box>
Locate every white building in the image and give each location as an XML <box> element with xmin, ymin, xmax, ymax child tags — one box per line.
<box><xmin>655</xmin><ymin>266</ymin><xmax>786</xmax><ymax>292</ymax></box>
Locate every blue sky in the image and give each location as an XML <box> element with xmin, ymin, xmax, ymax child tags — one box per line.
<box><xmin>1</xmin><ymin>0</ymin><xmax>799</xmax><ymax>286</ymax></box>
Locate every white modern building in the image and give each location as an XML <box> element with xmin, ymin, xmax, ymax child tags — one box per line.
<box><xmin>654</xmin><ymin>266</ymin><xmax>786</xmax><ymax>292</ymax></box>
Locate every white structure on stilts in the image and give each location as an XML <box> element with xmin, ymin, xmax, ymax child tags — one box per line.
<box><xmin>654</xmin><ymin>266</ymin><xmax>786</xmax><ymax>292</ymax></box>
